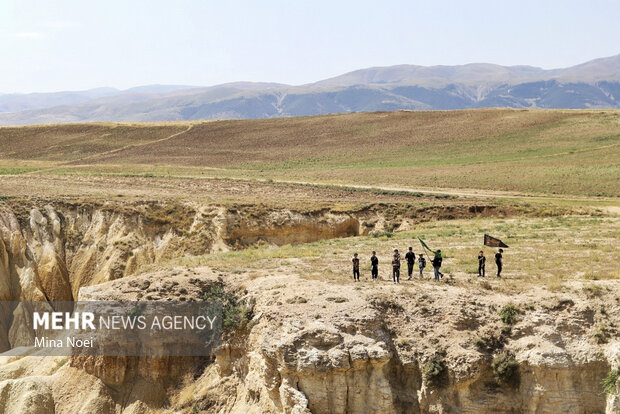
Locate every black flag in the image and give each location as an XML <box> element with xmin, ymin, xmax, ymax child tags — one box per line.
<box><xmin>484</xmin><ymin>234</ymin><xmax>509</xmax><ymax>248</ymax></box>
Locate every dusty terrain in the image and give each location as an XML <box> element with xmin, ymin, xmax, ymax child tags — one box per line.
<box><xmin>0</xmin><ymin>109</ymin><xmax>618</xmax><ymax>413</ymax></box>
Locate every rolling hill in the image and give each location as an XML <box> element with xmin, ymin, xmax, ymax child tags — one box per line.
<box><xmin>1</xmin><ymin>109</ymin><xmax>618</xmax><ymax>197</ymax></box>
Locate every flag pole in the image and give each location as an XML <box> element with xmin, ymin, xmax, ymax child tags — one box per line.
<box><xmin>418</xmin><ymin>237</ymin><xmax>434</xmax><ymax>257</ymax></box>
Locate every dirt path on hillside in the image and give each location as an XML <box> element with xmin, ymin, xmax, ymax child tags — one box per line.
<box><xmin>80</xmin><ymin>124</ymin><xmax>195</xmax><ymax>162</ymax></box>
<box><xmin>23</xmin><ymin>124</ymin><xmax>195</xmax><ymax>175</ymax></box>
<box><xmin>266</xmin><ymin>178</ymin><xmax>620</xmax><ymax>204</ymax></box>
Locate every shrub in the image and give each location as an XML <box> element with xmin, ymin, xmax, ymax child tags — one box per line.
<box><xmin>602</xmin><ymin>369</ymin><xmax>619</xmax><ymax>395</ymax></box>
<box><xmin>201</xmin><ymin>284</ymin><xmax>253</xmax><ymax>333</ymax></box>
<box><xmin>372</xmin><ymin>231</ymin><xmax>393</xmax><ymax>238</ymax></box>
<box><xmin>583</xmin><ymin>284</ymin><xmax>603</xmax><ymax>298</ymax></box>
<box><xmin>474</xmin><ymin>337</ymin><xmax>487</xmax><ymax>349</ymax></box>
<box><xmin>594</xmin><ymin>325</ymin><xmax>609</xmax><ymax>344</ymax></box>
<box><xmin>479</xmin><ymin>280</ymin><xmax>492</xmax><ymax>290</ymax></box>
<box><xmin>474</xmin><ymin>331</ymin><xmax>506</xmax><ymax>353</ymax></box>
<box><xmin>499</xmin><ymin>304</ymin><xmax>518</xmax><ymax>325</ymax></box>
<box><xmin>127</xmin><ymin>302</ymin><xmax>146</xmax><ymax>319</ymax></box>
<box><xmin>492</xmin><ymin>353</ymin><xmax>520</xmax><ymax>388</ymax></box>
<box><xmin>423</xmin><ymin>353</ymin><xmax>448</xmax><ymax>388</ymax></box>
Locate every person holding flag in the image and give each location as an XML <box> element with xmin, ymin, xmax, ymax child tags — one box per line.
<box><xmin>418</xmin><ymin>238</ymin><xmax>444</xmax><ymax>281</ymax></box>
<box><xmin>431</xmin><ymin>250</ymin><xmax>443</xmax><ymax>281</ymax></box>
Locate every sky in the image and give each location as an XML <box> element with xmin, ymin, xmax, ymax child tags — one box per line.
<box><xmin>1</xmin><ymin>0</ymin><xmax>619</xmax><ymax>93</ymax></box>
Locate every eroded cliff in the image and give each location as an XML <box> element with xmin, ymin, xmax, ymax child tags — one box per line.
<box><xmin>0</xmin><ymin>199</ymin><xmax>617</xmax><ymax>413</ymax></box>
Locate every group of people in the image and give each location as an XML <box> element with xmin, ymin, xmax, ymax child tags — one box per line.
<box><xmin>477</xmin><ymin>249</ymin><xmax>504</xmax><ymax>278</ymax></box>
<box><xmin>352</xmin><ymin>247</ymin><xmax>504</xmax><ymax>283</ymax></box>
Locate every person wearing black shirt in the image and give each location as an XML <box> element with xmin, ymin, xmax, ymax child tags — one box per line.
<box><xmin>495</xmin><ymin>249</ymin><xmax>503</xmax><ymax>278</ymax></box>
<box><xmin>418</xmin><ymin>254</ymin><xmax>426</xmax><ymax>278</ymax></box>
<box><xmin>391</xmin><ymin>254</ymin><xmax>400</xmax><ymax>283</ymax></box>
<box><xmin>352</xmin><ymin>253</ymin><xmax>360</xmax><ymax>281</ymax></box>
<box><xmin>431</xmin><ymin>250</ymin><xmax>443</xmax><ymax>282</ymax></box>
<box><xmin>370</xmin><ymin>251</ymin><xmax>379</xmax><ymax>281</ymax></box>
<box><xmin>478</xmin><ymin>251</ymin><xmax>486</xmax><ymax>277</ymax></box>
<box><xmin>405</xmin><ymin>247</ymin><xmax>416</xmax><ymax>280</ymax></box>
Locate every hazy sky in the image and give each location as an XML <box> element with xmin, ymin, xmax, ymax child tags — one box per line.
<box><xmin>1</xmin><ymin>0</ymin><xmax>619</xmax><ymax>93</ymax></box>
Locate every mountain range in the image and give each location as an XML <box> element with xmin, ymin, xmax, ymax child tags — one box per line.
<box><xmin>1</xmin><ymin>54</ymin><xmax>620</xmax><ymax>125</ymax></box>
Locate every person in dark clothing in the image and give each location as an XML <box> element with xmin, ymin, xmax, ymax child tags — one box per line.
<box><xmin>418</xmin><ymin>254</ymin><xmax>426</xmax><ymax>278</ymax></box>
<box><xmin>393</xmin><ymin>249</ymin><xmax>400</xmax><ymax>261</ymax></box>
<box><xmin>495</xmin><ymin>249</ymin><xmax>503</xmax><ymax>278</ymax></box>
<box><xmin>392</xmin><ymin>254</ymin><xmax>400</xmax><ymax>283</ymax></box>
<box><xmin>478</xmin><ymin>251</ymin><xmax>486</xmax><ymax>277</ymax></box>
<box><xmin>352</xmin><ymin>253</ymin><xmax>360</xmax><ymax>281</ymax></box>
<box><xmin>405</xmin><ymin>247</ymin><xmax>415</xmax><ymax>280</ymax></box>
<box><xmin>431</xmin><ymin>249</ymin><xmax>443</xmax><ymax>282</ymax></box>
<box><xmin>370</xmin><ymin>251</ymin><xmax>379</xmax><ymax>281</ymax></box>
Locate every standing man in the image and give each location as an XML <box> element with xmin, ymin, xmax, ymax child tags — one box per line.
<box><xmin>405</xmin><ymin>247</ymin><xmax>416</xmax><ymax>280</ymax></box>
<box><xmin>392</xmin><ymin>254</ymin><xmax>400</xmax><ymax>283</ymax></box>
<box><xmin>495</xmin><ymin>249</ymin><xmax>503</xmax><ymax>278</ymax></box>
<box><xmin>418</xmin><ymin>253</ymin><xmax>426</xmax><ymax>278</ymax></box>
<box><xmin>432</xmin><ymin>249</ymin><xmax>443</xmax><ymax>282</ymax></box>
<box><xmin>352</xmin><ymin>253</ymin><xmax>360</xmax><ymax>282</ymax></box>
<box><xmin>370</xmin><ymin>251</ymin><xmax>379</xmax><ymax>281</ymax></box>
<box><xmin>478</xmin><ymin>251</ymin><xmax>486</xmax><ymax>277</ymax></box>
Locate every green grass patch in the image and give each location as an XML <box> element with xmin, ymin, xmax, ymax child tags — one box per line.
<box><xmin>602</xmin><ymin>369</ymin><xmax>619</xmax><ymax>395</ymax></box>
<box><xmin>0</xmin><ymin>167</ymin><xmax>38</xmax><ymax>175</ymax></box>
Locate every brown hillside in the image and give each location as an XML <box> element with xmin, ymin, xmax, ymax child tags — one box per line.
<box><xmin>71</xmin><ymin>109</ymin><xmax>578</xmax><ymax>167</ymax></box>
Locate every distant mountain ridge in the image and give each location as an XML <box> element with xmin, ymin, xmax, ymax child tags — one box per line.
<box><xmin>0</xmin><ymin>85</ymin><xmax>197</xmax><ymax>114</ymax></box>
<box><xmin>1</xmin><ymin>54</ymin><xmax>619</xmax><ymax>125</ymax></box>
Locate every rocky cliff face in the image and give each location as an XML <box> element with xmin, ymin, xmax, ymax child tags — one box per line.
<box><xmin>1</xmin><ymin>270</ymin><xmax>619</xmax><ymax>414</ymax></box>
<box><xmin>182</xmin><ymin>274</ymin><xmax>619</xmax><ymax>414</ymax></box>
<box><xmin>0</xmin><ymin>200</ymin><xmax>376</xmax><ymax>350</ymax></box>
<box><xmin>0</xmin><ymin>200</ymin><xmax>617</xmax><ymax>413</ymax></box>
